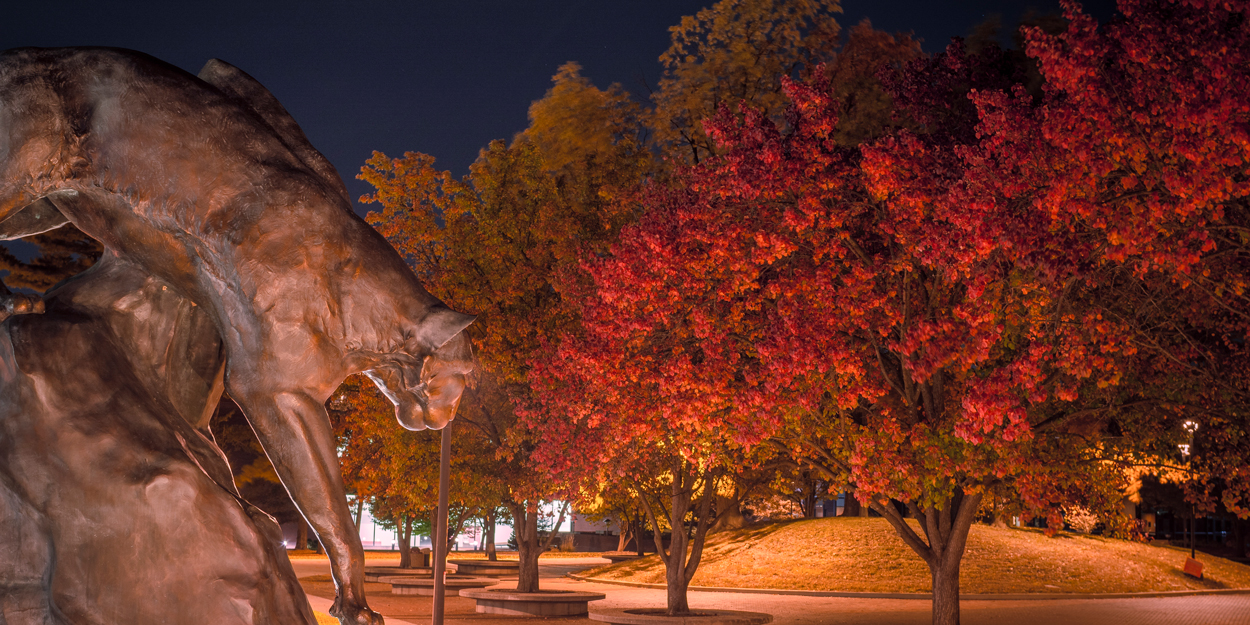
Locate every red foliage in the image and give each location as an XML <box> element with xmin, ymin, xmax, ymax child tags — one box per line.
<box><xmin>525</xmin><ymin>3</ymin><xmax>1250</xmax><ymax>621</ymax></box>
<box><xmin>529</xmin><ymin>0</ymin><xmax>1250</xmax><ymax>523</ymax></box>
<box><xmin>954</xmin><ymin>0</ymin><xmax>1250</xmax><ymax>516</ymax></box>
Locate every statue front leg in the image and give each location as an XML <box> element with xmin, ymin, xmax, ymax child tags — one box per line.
<box><xmin>230</xmin><ymin>387</ymin><xmax>383</xmax><ymax>625</ymax></box>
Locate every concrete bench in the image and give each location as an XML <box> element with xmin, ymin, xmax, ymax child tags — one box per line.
<box><xmin>447</xmin><ymin>559</ymin><xmax>520</xmax><ymax>577</ymax></box>
<box><xmin>363</xmin><ymin>566</ymin><xmax>432</xmax><ymax>582</ymax></box>
<box><xmin>382</xmin><ymin>575</ymin><xmax>497</xmax><ymax>596</ymax></box>
<box><xmin>459</xmin><ymin>589</ymin><xmax>606</xmax><ymax>616</ymax></box>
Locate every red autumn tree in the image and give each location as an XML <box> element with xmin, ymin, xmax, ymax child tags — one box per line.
<box><xmin>952</xmin><ymin>0</ymin><xmax>1250</xmax><ymax>519</ymax></box>
<box><xmin>525</xmin><ymin>351</ymin><xmax>781</xmax><ymax>615</ymax></box>
<box><xmin>531</xmin><ymin>26</ymin><xmax>1190</xmax><ymax>622</ymax></box>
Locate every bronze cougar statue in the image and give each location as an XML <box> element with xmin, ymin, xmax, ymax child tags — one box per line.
<box><xmin>0</xmin><ymin>253</ymin><xmax>319</xmax><ymax>625</ymax></box>
<box><xmin>0</xmin><ymin>47</ymin><xmax>473</xmax><ymax>625</ymax></box>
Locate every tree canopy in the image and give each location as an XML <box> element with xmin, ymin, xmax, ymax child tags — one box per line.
<box><xmin>357</xmin><ymin>1</ymin><xmax>1250</xmax><ymax>623</ymax></box>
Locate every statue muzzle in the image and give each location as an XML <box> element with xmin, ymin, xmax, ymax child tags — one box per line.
<box><xmin>364</xmin><ymin>361</ymin><xmax>466</xmax><ymax>431</ymax></box>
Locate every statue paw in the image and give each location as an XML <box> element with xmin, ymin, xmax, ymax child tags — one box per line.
<box><xmin>329</xmin><ymin>597</ymin><xmax>384</xmax><ymax>625</ymax></box>
<box><xmin>0</xmin><ymin>292</ymin><xmax>44</xmax><ymax>322</ymax></box>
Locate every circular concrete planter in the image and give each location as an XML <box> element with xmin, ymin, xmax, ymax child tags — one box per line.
<box><xmin>459</xmin><ymin>588</ymin><xmax>606</xmax><ymax>616</ymax></box>
<box><xmin>589</xmin><ymin>608</ymin><xmax>773</xmax><ymax>625</ymax></box>
<box><xmin>447</xmin><ymin>559</ymin><xmax>521</xmax><ymax>577</ymax></box>
<box><xmin>383</xmin><ymin>575</ymin><xmax>498</xmax><ymax>596</ymax></box>
<box><xmin>363</xmin><ymin>566</ymin><xmax>432</xmax><ymax>582</ymax></box>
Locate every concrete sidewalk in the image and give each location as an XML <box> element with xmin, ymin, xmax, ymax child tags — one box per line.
<box><xmin>295</xmin><ymin>557</ymin><xmax>1250</xmax><ymax>625</ymax></box>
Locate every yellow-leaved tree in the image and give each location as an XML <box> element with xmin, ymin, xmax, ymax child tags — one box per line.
<box><xmin>358</xmin><ymin>63</ymin><xmax>650</xmax><ymax>592</ymax></box>
<box><xmin>650</xmin><ymin>0</ymin><xmax>843</xmax><ymax>163</ymax></box>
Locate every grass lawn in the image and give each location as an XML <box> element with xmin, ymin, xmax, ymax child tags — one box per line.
<box><xmin>578</xmin><ymin>517</ymin><xmax>1250</xmax><ymax>594</ymax></box>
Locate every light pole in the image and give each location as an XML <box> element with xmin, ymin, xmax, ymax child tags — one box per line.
<box><xmin>1180</xmin><ymin>420</ymin><xmax>1199</xmax><ymax>559</ymax></box>
<box><xmin>432</xmin><ymin>420</ymin><xmax>453</xmax><ymax>625</ymax></box>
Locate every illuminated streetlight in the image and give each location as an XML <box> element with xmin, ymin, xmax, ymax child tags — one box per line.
<box><xmin>1179</xmin><ymin>420</ymin><xmax>1200</xmax><ymax>559</ymax></box>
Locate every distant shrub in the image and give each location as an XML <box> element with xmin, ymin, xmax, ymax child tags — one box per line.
<box><xmin>1063</xmin><ymin>506</ymin><xmax>1099</xmax><ymax>534</ymax></box>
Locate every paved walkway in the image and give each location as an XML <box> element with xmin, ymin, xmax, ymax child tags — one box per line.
<box><xmin>293</xmin><ymin>557</ymin><xmax>1250</xmax><ymax>625</ymax></box>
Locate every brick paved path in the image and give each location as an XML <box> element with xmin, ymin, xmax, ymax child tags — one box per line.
<box><xmin>294</xmin><ymin>557</ymin><xmax>1250</xmax><ymax>625</ymax></box>
<box><xmin>567</xmin><ymin>580</ymin><xmax>1250</xmax><ymax>625</ymax></box>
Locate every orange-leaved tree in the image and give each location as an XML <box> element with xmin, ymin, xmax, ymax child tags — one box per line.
<box><xmin>359</xmin><ymin>63</ymin><xmax>650</xmax><ymax>592</ymax></box>
<box><xmin>331</xmin><ymin>374</ymin><xmax>499</xmax><ymax>567</ymax></box>
<box><xmin>650</xmin><ymin>0</ymin><xmax>842</xmax><ymax>164</ymax></box>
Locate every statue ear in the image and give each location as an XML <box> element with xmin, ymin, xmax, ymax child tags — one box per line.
<box><xmin>417</xmin><ymin>307</ymin><xmax>476</xmax><ymax>350</ymax></box>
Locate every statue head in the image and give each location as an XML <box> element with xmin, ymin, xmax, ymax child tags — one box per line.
<box><xmin>365</xmin><ymin>307</ymin><xmax>474</xmax><ymax>430</ymax></box>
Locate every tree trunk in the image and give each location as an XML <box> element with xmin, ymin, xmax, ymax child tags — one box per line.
<box><xmin>803</xmin><ymin>476</ymin><xmax>818</xmax><ymax>518</ymax></box>
<box><xmin>446</xmin><ymin>510</ymin><xmax>473</xmax><ymax>554</ymax></box>
<box><xmin>507</xmin><ymin>500</ymin><xmax>568</xmax><ymax>592</ymax></box>
<box><xmin>930</xmin><ymin>551</ymin><xmax>962</xmax><ymax>625</ymax></box>
<box><xmin>510</xmin><ymin>502</ymin><xmax>542</xmax><ymax>593</ymax></box>
<box><xmin>397</xmin><ymin>517</ymin><xmax>413</xmax><ymax>568</ymax></box>
<box><xmin>634</xmin><ymin>517</ymin><xmax>645</xmax><ymax>556</ymax></box>
<box><xmin>636</xmin><ymin>459</ymin><xmax>719</xmax><ymax>616</ymax></box>
<box><xmin>988</xmin><ymin>495</ymin><xmax>1008</xmax><ymax>528</ymax></box>
<box><xmin>295</xmin><ymin>516</ymin><xmax>309</xmax><ymax>550</ymax></box>
<box><xmin>1234</xmin><ymin>516</ymin><xmax>1248</xmax><ymax>559</ymax></box>
<box><xmin>842</xmin><ymin>492</ymin><xmax>862</xmax><ymax>517</ymax></box>
<box><xmin>710</xmin><ymin>494</ymin><xmax>746</xmax><ymax>532</ymax></box>
<box><xmin>353</xmin><ymin>498</ymin><xmax>364</xmax><ymax>531</ymax></box>
<box><xmin>870</xmin><ymin>489</ymin><xmax>982</xmax><ymax>625</ymax></box>
<box><xmin>664</xmin><ymin>551</ymin><xmax>692</xmax><ymax>614</ymax></box>
<box><xmin>615</xmin><ymin>512</ymin><xmax>629</xmax><ymax>552</ymax></box>
<box><xmin>485</xmin><ymin>509</ymin><xmax>497</xmax><ymax>561</ymax></box>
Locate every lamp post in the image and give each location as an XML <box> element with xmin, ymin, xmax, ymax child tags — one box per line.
<box><xmin>1180</xmin><ymin>420</ymin><xmax>1199</xmax><ymax>559</ymax></box>
<box><xmin>432</xmin><ymin>421</ymin><xmax>453</xmax><ymax>625</ymax></box>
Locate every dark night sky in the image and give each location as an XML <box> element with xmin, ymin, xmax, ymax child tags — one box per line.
<box><xmin>3</xmin><ymin>0</ymin><xmax>1118</xmax><ymax>216</ymax></box>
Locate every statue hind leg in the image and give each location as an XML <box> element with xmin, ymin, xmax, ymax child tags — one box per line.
<box><xmin>0</xmin><ymin>65</ymin><xmax>85</xmax><ymax>322</ymax></box>
<box><xmin>0</xmin><ymin>142</ymin><xmax>82</xmax><ymax>323</ymax></box>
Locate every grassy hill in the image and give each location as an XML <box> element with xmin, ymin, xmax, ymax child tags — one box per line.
<box><xmin>579</xmin><ymin>517</ymin><xmax>1250</xmax><ymax>594</ymax></box>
